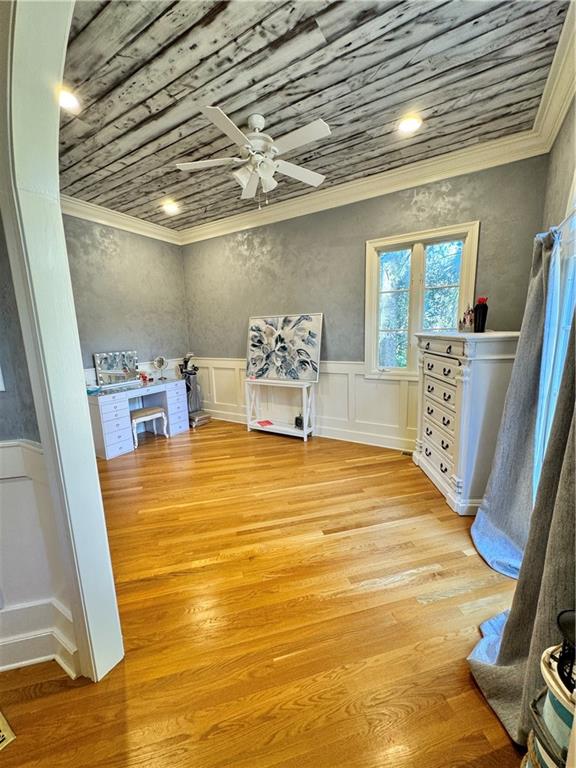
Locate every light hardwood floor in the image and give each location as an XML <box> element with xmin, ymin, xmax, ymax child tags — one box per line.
<box><xmin>1</xmin><ymin>423</ymin><xmax>522</xmax><ymax>767</ymax></box>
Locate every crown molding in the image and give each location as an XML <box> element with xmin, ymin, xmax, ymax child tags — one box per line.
<box><xmin>60</xmin><ymin>194</ymin><xmax>181</xmax><ymax>245</ymax></box>
<box><xmin>532</xmin><ymin>0</ymin><xmax>575</xmax><ymax>151</ymax></box>
<box><xmin>60</xmin><ymin>9</ymin><xmax>575</xmax><ymax>246</ymax></box>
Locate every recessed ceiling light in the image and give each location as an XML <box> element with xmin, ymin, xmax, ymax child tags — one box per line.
<box><xmin>162</xmin><ymin>200</ymin><xmax>180</xmax><ymax>216</ymax></box>
<box><xmin>58</xmin><ymin>88</ymin><xmax>81</xmax><ymax>114</ymax></box>
<box><xmin>398</xmin><ymin>114</ymin><xmax>423</xmax><ymax>136</ymax></box>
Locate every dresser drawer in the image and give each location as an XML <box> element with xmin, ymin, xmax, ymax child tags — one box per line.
<box><xmin>97</xmin><ymin>391</ymin><xmax>129</xmax><ymax>404</ymax></box>
<box><xmin>423</xmin><ymin>353</ymin><xmax>460</xmax><ymax>382</ymax></box>
<box><xmin>423</xmin><ymin>398</ymin><xmax>456</xmax><ymax>436</ymax></box>
<box><xmin>424</xmin><ymin>375</ymin><xmax>456</xmax><ymax>411</ymax></box>
<box><xmin>102</xmin><ymin>414</ymin><xmax>130</xmax><ymax>435</ymax></box>
<box><xmin>421</xmin><ymin>338</ymin><xmax>465</xmax><ymax>357</ymax></box>
<box><xmin>421</xmin><ymin>442</ymin><xmax>453</xmax><ymax>479</ymax></box>
<box><xmin>104</xmin><ymin>426</ymin><xmax>133</xmax><ymax>448</ymax></box>
<box><xmin>423</xmin><ymin>418</ymin><xmax>454</xmax><ymax>460</ymax></box>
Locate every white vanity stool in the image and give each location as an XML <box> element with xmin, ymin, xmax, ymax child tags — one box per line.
<box><xmin>130</xmin><ymin>406</ymin><xmax>168</xmax><ymax>448</ymax></box>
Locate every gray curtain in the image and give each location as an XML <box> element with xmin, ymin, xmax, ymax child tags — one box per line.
<box><xmin>470</xmin><ymin>231</ymin><xmax>556</xmax><ymax>578</ymax></box>
<box><xmin>468</xmin><ymin>322</ymin><xmax>575</xmax><ymax>743</ymax></box>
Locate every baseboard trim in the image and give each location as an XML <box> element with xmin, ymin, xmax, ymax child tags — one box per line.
<box><xmin>0</xmin><ymin>598</ymin><xmax>80</xmax><ymax>678</ymax></box>
<box><xmin>206</xmin><ymin>409</ymin><xmax>415</xmax><ymax>452</ymax></box>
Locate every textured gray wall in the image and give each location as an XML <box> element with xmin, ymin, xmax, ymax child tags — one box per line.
<box><xmin>64</xmin><ymin>216</ymin><xmax>190</xmax><ymax>368</ymax></box>
<box><xmin>0</xmin><ymin>219</ymin><xmax>39</xmax><ymax>441</ymax></box>
<box><xmin>543</xmin><ymin>99</ymin><xmax>575</xmax><ymax>229</ymax></box>
<box><xmin>182</xmin><ymin>156</ymin><xmax>548</xmax><ymax>361</ymax></box>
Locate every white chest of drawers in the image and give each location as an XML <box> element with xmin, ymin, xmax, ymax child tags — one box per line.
<box><xmin>88</xmin><ymin>378</ymin><xmax>189</xmax><ymax>460</ymax></box>
<box><xmin>412</xmin><ymin>331</ymin><xmax>519</xmax><ymax>515</ymax></box>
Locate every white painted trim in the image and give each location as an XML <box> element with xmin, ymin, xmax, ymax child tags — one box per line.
<box><xmin>195</xmin><ymin>357</ymin><xmax>419</xmax><ymax>452</ymax></box>
<box><xmin>0</xmin><ymin>0</ymin><xmax>123</xmax><ymax>681</ymax></box>
<box><xmin>61</xmin><ymin>194</ymin><xmax>181</xmax><ymax>245</ymax></box>
<box><xmin>57</xmin><ymin>9</ymin><xmax>575</xmax><ymax>246</ymax></box>
<box><xmin>364</xmin><ymin>222</ymin><xmax>479</xmax><ymax>378</ymax></box>
<box><xmin>533</xmin><ymin>0</ymin><xmax>575</xmax><ymax>152</ymax></box>
<box><xmin>0</xmin><ymin>598</ymin><xmax>79</xmax><ymax>677</ymax></box>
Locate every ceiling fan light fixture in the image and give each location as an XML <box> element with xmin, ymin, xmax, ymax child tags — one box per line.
<box><xmin>398</xmin><ymin>114</ymin><xmax>423</xmax><ymax>136</ymax></box>
<box><xmin>232</xmin><ymin>165</ymin><xmax>252</xmax><ymax>189</ymax></box>
<box><xmin>162</xmin><ymin>200</ymin><xmax>180</xmax><ymax>216</ymax></box>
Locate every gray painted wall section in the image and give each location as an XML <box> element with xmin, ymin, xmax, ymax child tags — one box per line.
<box><xmin>542</xmin><ymin>99</ymin><xmax>575</xmax><ymax>229</ymax></box>
<box><xmin>182</xmin><ymin>156</ymin><xmax>548</xmax><ymax>361</ymax></box>
<box><xmin>63</xmin><ymin>215</ymin><xmax>190</xmax><ymax>368</ymax></box>
<box><xmin>0</xmin><ymin>218</ymin><xmax>39</xmax><ymax>441</ymax></box>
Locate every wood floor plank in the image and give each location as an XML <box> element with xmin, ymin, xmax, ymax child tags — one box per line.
<box><xmin>0</xmin><ymin>423</ymin><xmax>520</xmax><ymax>767</ymax></box>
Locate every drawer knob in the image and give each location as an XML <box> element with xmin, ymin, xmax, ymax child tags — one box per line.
<box><xmin>441</xmin><ymin>440</ymin><xmax>449</xmax><ymax>450</ymax></box>
<box><xmin>442</xmin><ymin>416</ymin><xmax>450</xmax><ymax>427</ymax></box>
<box><xmin>427</xmin><ymin>384</ymin><xmax>435</xmax><ymax>393</ymax></box>
<box><xmin>426</xmin><ymin>362</ymin><xmax>434</xmax><ymax>371</ymax></box>
<box><xmin>446</xmin><ymin>344</ymin><xmax>452</xmax><ymax>354</ymax></box>
<box><xmin>443</xmin><ymin>367</ymin><xmax>451</xmax><ymax>376</ymax></box>
<box><xmin>427</xmin><ymin>406</ymin><xmax>434</xmax><ymax>415</ymax></box>
<box><xmin>425</xmin><ymin>427</ymin><xmax>432</xmax><ymax>436</ymax></box>
<box><xmin>440</xmin><ymin>463</ymin><xmax>448</xmax><ymax>474</ymax></box>
<box><xmin>443</xmin><ymin>392</ymin><xmax>452</xmax><ymax>402</ymax></box>
<box><xmin>425</xmin><ymin>342</ymin><xmax>430</xmax><ymax>350</ymax></box>
<box><xmin>425</xmin><ymin>448</ymin><xmax>431</xmax><ymax>457</ymax></box>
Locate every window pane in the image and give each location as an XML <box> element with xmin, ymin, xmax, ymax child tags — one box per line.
<box><xmin>378</xmin><ymin>249</ymin><xmax>411</xmax><ymax>291</ymax></box>
<box><xmin>379</xmin><ymin>291</ymin><xmax>409</xmax><ymax>330</ymax></box>
<box><xmin>425</xmin><ymin>240</ymin><xmax>463</xmax><ymax>287</ymax></box>
<box><xmin>423</xmin><ymin>287</ymin><xmax>459</xmax><ymax>330</ymax></box>
<box><xmin>378</xmin><ymin>331</ymin><xmax>408</xmax><ymax>368</ymax></box>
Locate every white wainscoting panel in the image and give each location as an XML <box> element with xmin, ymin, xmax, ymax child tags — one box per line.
<box><xmin>0</xmin><ymin>440</ymin><xmax>80</xmax><ymax>677</ymax></box>
<box><xmin>196</xmin><ymin>358</ymin><xmax>418</xmax><ymax>451</ymax></box>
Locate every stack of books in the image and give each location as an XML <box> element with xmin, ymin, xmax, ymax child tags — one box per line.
<box><xmin>190</xmin><ymin>410</ymin><xmax>211</xmax><ymax>428</ymax></box>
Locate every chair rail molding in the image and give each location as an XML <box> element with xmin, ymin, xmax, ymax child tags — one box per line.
<box><xmin>58</xmin><ymin>3</ymin><xmax>575</xmax><ymax>246</ymax></box>
<box><xmin>195</xmin><ymin>357</ymin><xmax>419</xmax><ymax>452</ymax></box>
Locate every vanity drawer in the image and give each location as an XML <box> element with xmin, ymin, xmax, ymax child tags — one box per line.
<box><xmin>100</xmin><ymin>401</ymin><xmax>130</xmax><ymax>419</ymax></box>
<box><xmin>105</xmin><ymin>439</ymin><xmax>134</xmax><ymax>459</ymax></box>
<box><xmin>165</xmin><ymin>380</ymin><xmax>186</xmax><ymax>394</ymax></box>
<box><xmin>102</xmin><ymin>414</ymin><xmax>131</xmax><ymax>435</ymax></box>
<box><xmin>423</xmin><ymin>398</ymin><xmax>456</xmax><ymax>436</ymax></box>
<box><xmin>167</xmin><ymin>390</ymin><xmax>187</xmax><ymax>406</ymax></box>
<box><xmin>423</xmin><ymin>418</ymin><xmax>454</xmax><ymax>460</ymax></box>
<box><xmin>104</xmin><ymin>426</ymin><xmax>133</xmax><ymax>447</ymax></box>
<box><xmin>167</xmin><ymin>400</ymin><xmax>188</xmax><ymax>418</ymax></box>
<box><xmin>421</xmin><ymin>442</ymin><xmax>453</xmax><ymax>480</ymax></box>
<box><xmin>423</xmin><ymin>353</ymin><xmax>460</xmax><ymax>382</ymax></box>
<box><xmin>98</xmin><ymin>391</ymin><xmax>128</xmax><ymax>404</ymax></box>
<box><xmin>424</xmin><ymin>375</ymin><xmax>456</xmax><ymax>411</ymax></box>
<box><xmin>169</xmin><ymin>417</ymin><xmax>189</xmax><ymax>435</ymax></box>
<box><xmin>421</xmin><ymin>338</ymin><xmax>465</xmax><ymax>358</ymax></box>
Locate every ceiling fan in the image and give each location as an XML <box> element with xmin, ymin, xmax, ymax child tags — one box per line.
<box><xmin>175</xmin><ymin>106</ymin><xmax>331</xmax><ymax>200</ymax></box>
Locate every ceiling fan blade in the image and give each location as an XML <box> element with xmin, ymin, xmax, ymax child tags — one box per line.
<box><xmin>241</xmin><ymin>170</ymin><xmax>259</xmax><ymax>200</ymax></box>
<box><xmin>261</xmin><ymin>175</ymin><xmax>278</xmax><ymax>194</ymax></box>
<box><xmin>275</xmin><ymin>159</ymin><xmax>325</xmax><ymax>187</ymax></box>
<box><xmin>176</xmin><ymin>157</ymin><xmax>241</xmax><ymax>171</ymax></box>
<box><xmin>201</xmin><ymin>106</ymin><xmax>250</xmax><ymax>148</ymax></box>
<box><xmin>273</xmin><ymin>119</ymin><xmax>331</xmax><ymax>155</ymax></box>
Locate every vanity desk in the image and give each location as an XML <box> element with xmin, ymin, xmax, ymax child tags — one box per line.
<box><xmin>88</xmin><ymin>378</ymin><xmax>188</xmax><ymax>459</ymax></box>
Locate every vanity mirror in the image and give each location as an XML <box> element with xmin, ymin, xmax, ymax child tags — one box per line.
<box><xmin>94</xmin><ymin>350</ymin><xmax>139</xmax><ymax>387</ymax></box>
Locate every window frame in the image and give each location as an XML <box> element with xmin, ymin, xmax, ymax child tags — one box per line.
<box><xmin>364</xmin><ymin>221</ymin><xmax>479</xmax><ymax>379</ymax></box>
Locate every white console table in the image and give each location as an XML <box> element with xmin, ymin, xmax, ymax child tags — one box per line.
<box><xmin>88</xmin><ymin>378</ymin><xmax>188</xmax><ymax>459</ymax></box>
<box><xmin>245</xmin><ymin>379</ymin><xmax>316</xmax><ymax>441</ymax></box>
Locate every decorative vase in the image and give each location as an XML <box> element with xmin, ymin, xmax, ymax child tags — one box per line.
<box><xmin>474</xmin><ymin>298</ymin><xmax>488</xmax><ymax>332</ymax></box>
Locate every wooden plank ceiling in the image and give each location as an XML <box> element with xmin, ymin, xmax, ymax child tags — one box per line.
<box><xmin>60</xmin><ymin>0</ymin><xmax>569</xmax><ymax>230</ymax></box>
